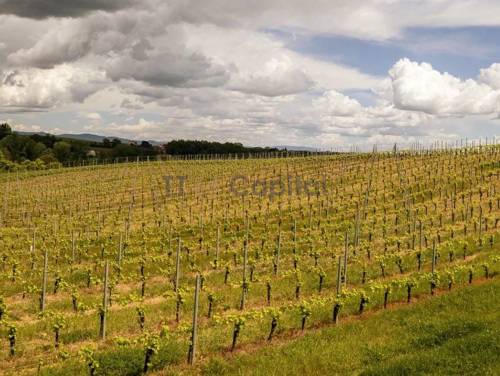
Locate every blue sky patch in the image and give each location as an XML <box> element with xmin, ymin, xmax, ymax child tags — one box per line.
<box><xmin>269</xmin><ymin>26</ymin><xmax>500</xmax><ymax>79</ymax></box>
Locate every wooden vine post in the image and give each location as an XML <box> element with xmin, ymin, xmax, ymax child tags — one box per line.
<box><xmin>215</xmin><ymin>225</ymin><xmax>220</xmax><ymax>268</ymax></box>
<box><xmin>40</xmin><ymin>250</ymin><xmax>48</xmax><ymax>311</ymax></box>
<box><xmin>118</xmin><ymin>233</ymin><xmax>123</xmax><ymax>264</ymax></box>
<box><xmin>293</xmin><ymin>219</ymin><xmax>297</xmax><ymax>254</ymax></box>
<box><xmin>71</xmin><ymin>231</ymin><xmax>76</xmax><ymax>262</ymax></box>
<box><xmin>240</xmin><ymin>238</ymin><xmax>248</xmax><ymax>310</ymax></box>
<box><xmin>274</xmin><ymin>230</ymin><xmax>281</xmax><ymax>275</ymax></box>
<box><xmin>100</xmin><ymin>261</ymin><xmax>109</xmax><ymax>340</ymax></box>
<box><xmin>478</xmin><ymin>206</ymin><xmax>483</xmax><ymax>243</ymax></box>
<box><xmin>188</xmin><ymin>274</ymin><xmax>201</xmax><ymax>365</ymax></box>
<box><xmin>336</xmin><ymin>255</ymin><xmax>342</xmax><ymax>295</ymax></box>
<box><xmin>431</xmin><ymin>240</ymin><xmax>436</xmax><ymax>274</ymax></box>
<box><xmin>343</xmin><ymin>232</ymin><xmax>349</xmax><ymax>287</ymax></box>
<box><xmin>175</xmin><ymin>237</ymin><xmax>181</xmax><ymax>292</ymax></box>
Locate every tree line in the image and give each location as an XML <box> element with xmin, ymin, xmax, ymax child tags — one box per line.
<box><xmin>162</xmin><ymin>139</ymin><xmax>278</xmax><ymax>155</ymax></box>
<box><xmin>0</xmin><ymin>123</ymin><xmax>279</xmax><ymax>171</ymax></box>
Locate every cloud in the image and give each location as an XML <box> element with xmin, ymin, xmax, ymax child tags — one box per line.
<box><xmin>313</xmin><ymin>91</ymin><xmax>363</xmax><ymax>117</ymax></box>
<box><xmin>389</xmin><ymin>58</ymin><xmax>500</xmax><ymax>116</ymax></box>
<box><xmin>7</xmin><ymin>13</ymin><xmax>233</xmax><ymax>90</ymax></box>
<box><xmin>120</xmin><ymin>98</ymin><xmax>144</xmax><ymax>110</ymax></box>
<box><xmin>7</xmin><ymin>12</ymin><xmax>147</xmax><ymax>68</ymax></box>
<box><xmin>8</xmin><ymin>19</ymin><xmax>95</xmax><ymax>68</ymax></box>
<box><xmin>95</xmin><ymin>56</ymin><xmax>500</xmax><ymax>146</ymax></box>
<box><xmin>2</xmin><ymin>1</ymin><xmax>500</xmax><ymax>147</ymax></box>
<box><xmin>0</xmin><ymin>0</ymin><xmax>135</xmax><ymax>19</ymax></box>
<box><xmin>0</xmin><ymin>65</ymin><xmax>107</xmax><ymax>110</ymax></box>
<box><xmin>80</xmin><ymin>112</ymin><xmax>102</xmax><ymax>122</ymax></box>
<box><xmin>10</xmin><ymin>123</ymin><xmax>42</xmax><ymax>132</ymax></box>
<box><xmin>229</xmin><ymin>57</ymin><xmax>313</xmax><ymax>97</ymax></box>
<box><xmin>182</xmin><ymin>23</ymin><xmax>380</xmax><ymax>93</ymax></box>
<box><xmin>84</xmin><ymin>118</ymin><xmax>163</xmax><ymax>140</ymax></box>
<box><xmin>479</xmin><ymin>63</ymin><xmax>500</xmax><ymax>90</ymax></box>
<box><xmin>4</xmin><ymin>1</ymin><xmax>500</xmax><ymax>41</ymax></box>
<box><xmin>107</xmin><ymin>118</ymin><xmax>160</xmax><ymax>133</ymax></box>
<box><xmin>309</xmin><ymin>57</ymin><xmax>500</xmax><ymax>142</ymax></box>
<box><xmin>107</xmin><ymin>51</ymin><xmax>231</xmax><ymax>88</ymax></box>
<box><xmin>312</xmin><ymin>89</ymin><xmax>432</xmax><ymax>139</ymax></box>
<box><xmin>175</xmin><ymin>0</ymin><xmax>500</xmax><ymax>41</ymax></box>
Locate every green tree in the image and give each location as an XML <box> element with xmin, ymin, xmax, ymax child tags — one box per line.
<box><xmin>111</xmin><ymin>143</ymin><xmax>139</xmax><ymax>157</ymax></box>
<box><xmin>52</xmin><ymin>141</ymin><xmax>71</xmax><ymax>162</ymax></box>
<box><xmin>39</xmin><ymin>150</ymin><xmax>59</xmax><ymax>165</ymax></box>
<box><xmin>0</xmin><ymin>134</ymin><xmax>29</xmax><ymax>161</ymax></box>
<box><xmin>0</xmin><ymin>123</ymin><xmax>12</xmax><ymax>140</ymax></box>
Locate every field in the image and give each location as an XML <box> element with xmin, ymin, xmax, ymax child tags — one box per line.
<box><xmin>0</xmin><ymin>146</ymin><xmax>499</xmax><ymax>375</ymax></box>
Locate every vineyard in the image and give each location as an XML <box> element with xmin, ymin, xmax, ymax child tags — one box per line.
<box><xmin>0</xmin><ymin>145</ymin><xmax>499</xmax><ymax>375</ymax></box>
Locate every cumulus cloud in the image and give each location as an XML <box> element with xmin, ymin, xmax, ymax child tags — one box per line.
<box><xmin>7</xmin><ymin>13</ymin><xmax>234</xmax><ymax>91</ymax></box>
<box><xmin>0</xmin><ymin>0</ymin><xmax>135</xmax><ymax>19</ymax></box>
<box><xmin>313</xmin><ymin>91</ymin><xmax>363</xmax><ymax>117</ymax></box>
<box><xmin>389</xmin><ymin>58</ymin><xmax>500</xmax><ymax>116</ymax></box>
<box><xmin>312</xmin><ymin>89</ymin><xmax>432</xmax><ymax>140</ymax></box>
<box><xmin>229</xmin><ymin>57</ymin><xmax>313</xmax><ymax>97</ymax></box>
<box><xmin>7</xmin><ymin>11</ymin><xmax>153</xmax><ymax>68</ymax></box>
<box><xmin>107</xmin><ymin>51</ymin><xmax>230</xmax><ymax>88</ymax></box>
<box><xmin>311</xmin><ymin>57</ymin><xmax>500</xmax><ymax>142</ymax></box>
<box><xmin>479</xmin><ymin>63</ymin><xmax>500</xmax><ymax>90</ymax></box>
<box><xmin>0</xmin><ymin>65</ymin><xmax>106</xmax><ymax>110</ymax></box>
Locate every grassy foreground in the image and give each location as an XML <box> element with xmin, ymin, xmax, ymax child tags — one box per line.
<box><xmin>190</xmin><ymin>278</ymin><xmax>500</xmax><ymax>376</ymax></box>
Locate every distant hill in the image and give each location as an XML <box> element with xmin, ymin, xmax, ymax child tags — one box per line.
<box><xmin>16</xmin><ymin>131</ymin><xmax>162</xmax><ymax>145</ymax></box>
<box><xmin>16</xmin><ymin>131</ymin><xmax>52</xmax><ymax>137</ymax></box>
<box><xmin>58</xmin><ymin>133</ymin><xmax>136</xmax><ymax>144</ymax></box>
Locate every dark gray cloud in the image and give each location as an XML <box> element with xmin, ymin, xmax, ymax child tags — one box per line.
<box><xmin>107</xmin><ymin>52</ymin><xmax>231</xmax><ymax>88</ymax></box>
<box><xmin>0</xmin><ymin>0</ymin><xmax>134</xmax><ymax>19</ymax></box>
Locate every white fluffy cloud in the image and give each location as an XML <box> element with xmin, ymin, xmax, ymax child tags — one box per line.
<box><xmin>389</xmin><ymin>58</ymin><xmax>500</xmax><ymax>116</ymax></box>
<box><xmin>479</xmin><ymin>63</ymin><xmax>500</xmax><ymax>90</ymax></box>
<box><xmin>312</xmin><ymin>89</ymin><xmax>432</xmax><ymax>140</ymax></box>
<box><xmin>229</xmin><ymin>57</ymin><xmax>313</xmax><ymax>97</ymax></box>
<box><xmin>308</xmin><ymin>57</ymin><xmax>500</xmax><ymax>144</ymax></box>
<box><xmin>0</xmin><ymin>64</ymin><xmax>106</xmax><ymax>111</ymax></box>
<box><xmin>314</xmin><ymin>91</ymin><xmax>363</xmax><ymax>117</ymax></box>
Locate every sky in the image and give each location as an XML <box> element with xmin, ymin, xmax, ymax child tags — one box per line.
<box><xmin>1</xmin><ymin>0</ymin><xmax>500</xmax><ymax>149</ymax></box>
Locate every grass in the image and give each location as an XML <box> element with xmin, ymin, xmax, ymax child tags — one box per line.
<box><xmin>193</xmin><ymin>278</ymin><xmax>500</xmax><ymax>376</ymax></box>
<box><xmin>39</xmin><ymin>338</ymin><xmax>185</xmax><ymax>376</ymax></box>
